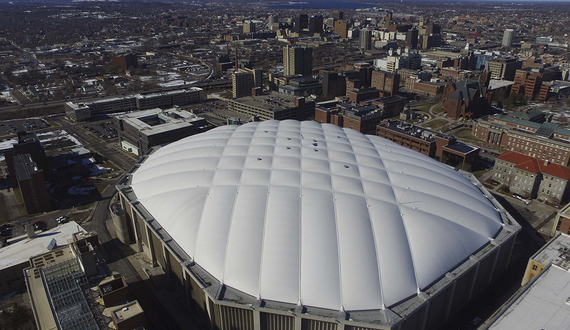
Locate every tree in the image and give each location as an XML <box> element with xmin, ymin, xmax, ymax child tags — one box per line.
<box><xmin>0</xmin><ymin>303</ymin><xmax>35</xmax><ymax>330</ymax></box>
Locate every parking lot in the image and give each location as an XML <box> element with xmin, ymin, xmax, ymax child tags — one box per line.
<box><xmin>0</xmin><ymin>118</ymin><xmax>50</xmax><ymax>136</ymax></box>
<box><xmin>82</xmin><ymin>120</ymin><xmax>118</xmax><ymax>140</ymax></box>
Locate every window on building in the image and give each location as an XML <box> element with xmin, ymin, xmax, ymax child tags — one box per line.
<box><xmin>532</xmin><ymin>265</ymin><xmax>538</xmax><ymax>271</ymax></box>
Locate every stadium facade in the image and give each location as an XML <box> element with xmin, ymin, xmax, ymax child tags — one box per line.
<box><xmin>115</xmin><ymin>120</ymin><xmax>520</xmax><ymax>330</ymax></box>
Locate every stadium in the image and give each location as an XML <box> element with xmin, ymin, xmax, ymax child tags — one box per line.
<box><xmin>115</xmin><ymin>120</ymin><xmax>520</xmax><ymax>330</ymax></box>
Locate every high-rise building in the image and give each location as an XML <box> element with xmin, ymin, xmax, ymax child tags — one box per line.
<box><xmin>243</xmin><ymin>21</ymin><xmax>256</xmax><ymax>34</ymax></box>
<box><xmin>294</xmin><ymin>14</ymin><xmax>308</xmax><ymax>33</ymax></box>
<box><xmin>486</xmin><ymin>57</ymin><xmax>521</xmax><ymax>81</ymax></box>
<box><xmin>232</xmin><ymin>72</ymin><xmax>255</xmax><ymax>98</ymax></box>
<box><xmin>406</xmin><ymin>28</ymin><xmax>418</xmax><ymax>49</ymax></box>
<box><xmin>334</xmin><ymin>20</ymin><xmax>349</xmax><ymax>38</ymax></box>
<box><xmin>503</xmin><ymin>29</ymin><xmax>514</xmax><ymax>47</ymax></box>
<box><xmin>268</xmin><ymin>15</ymin><xmax>277</xmax><ymax>26</ymax></box>
<box><xmin>359</xmin><ymin>28</ymin><xmax>372</xmax><ymax>50</ymax></box>
<box><xmin>309</xmin><ymin>15</ymin><xmax>323</xmax><ymax>35</ymax></box>
<box><xmin>283</xmin><ymin>46</ymin><xmax>313</xmax><ymax>77</ymax></box>
<box><xmin>331</xmin><ymin>11</ymin><xmax>344</xmax><ymax>20</ymax></box>
<box><xmin>322</xmin><ymin>71</ymin><xmax>346</xmax><ymax>99</ymax></box>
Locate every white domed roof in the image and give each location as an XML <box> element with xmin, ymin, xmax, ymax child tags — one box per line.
<box><xmin>130</xmin><ymin>120</ymin><xmax>503</xmax><ymax>311</ymax></box>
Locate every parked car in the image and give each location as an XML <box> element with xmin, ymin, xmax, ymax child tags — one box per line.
<box><xmin>57</xmin><ymin>216</ymin><xmax>68</xmax><ymax>224</ymax></box>
<box><xmin>34</xmin><ymin>221</ymin><xmax>47</xmax><ymax>231</ymax></box>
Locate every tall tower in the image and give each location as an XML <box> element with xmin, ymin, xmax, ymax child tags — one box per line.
<box><xmin>309</xmin><ymin>15</ymin><xmax>324</xmax><ymax>35</ymax></box>
<box><xmin>283</xmin><ymin>46</ymin><xmax>313</xmax><ymax>77</ymax></box>
<box><xmin>502</xmin><ymin>29</ymin><xmax>514</xmax><ymax>47</ymax></box>
<box><xmin>232</xmin><ymin>72</ymin><xmax>254</xmax><ymax>98</ymax></box>
<box><xmin>359</xmin><ymin>28</ymin><xmax>372</xmax><ymax>50</ymax></box>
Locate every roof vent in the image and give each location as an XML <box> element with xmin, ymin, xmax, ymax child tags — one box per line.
<box><xmin>544</xmin><ymin>160</ymin><xmax>549</xmax><ymax>166</ymax></box>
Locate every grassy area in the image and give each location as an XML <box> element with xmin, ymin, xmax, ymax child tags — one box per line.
<box><xmin>432</xmin><ymin>103</ymin><xmax>444</xmax><ymax>114</ymax></box>
<box><xmin>0</xmin><ymin>194</ymin><xmax>8</xmax><ymax>224</ymax></box>
<box><xmin>423</xmin><ymin>119</ymin><xmax>448</xmax><ymax>129</ymax></box>
<box><xmin>453</xmin><ymin>129</ymin><xmax>481</xmax><ymax>143</ymax></box>
<box><xmin>94</xmin><ymin>183</ymin><xmax>108</xmax><ymax>194</ymax></box>
<box><xmin>413</xmin><ymin>103</ymin><xmax>436</xmax><ymax>113</ymax></box>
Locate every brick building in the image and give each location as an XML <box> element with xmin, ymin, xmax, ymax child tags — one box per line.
<box><xmin>334</xmin><ymin>20</ymin><xmax>349</xmax><ymax>38</ymax></box>
<box><xmin>493</xmin><ymin>152</ymin><xmax>570</xmax><ymax>205</ymax></box>
<box><xmin>370</xmin><ymin>70</ymin><xmax>400</xmax><ymax>96</ymax></box>
<box><xmin>511</xmin><ymin>67</ymin><xmax>560</xmax><ymax>100</ymax></box>
<box><xmin>111</xmin><ymin>53</ymin><xmax>138</xmax><ymax>71</ymax></box>
<box><xmin>413</xmin><ymin>80</ymin><xmax>446</xmax><ymax>98</ymax></box>
<box><xmin>315</xmin><ymin>103</ymin><xmax>382</xmax><ymax>134</ymax></box>
<box><xmin>376</xmin><ymin>120</ymin><xmax>479</xmax><ymax>170</ymax></box>
<box><xmin>348</xmin><ymin>87</ymin><xmax>380</xmax><ymax>103</ymax></box>
<box><xmin>315</xmin><ymin>96</ymin><xmax>406</xmax><ymax>134</ymax></box>
<box><xmin>442</xmin><ymin>79</ymin><xmax>492</xmax><ymax>120</ymax></box>
<box><xmin>473</xmin><ymin>114</ymin><xmax>570</xmax><ymax>166</ymax></box>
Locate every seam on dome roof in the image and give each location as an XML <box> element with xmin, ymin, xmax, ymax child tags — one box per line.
<box><xmin>368</xmin><ymin>134</ymin><xmax>420</xmax><ymax>295</ymax></box>
<box><xmin>390</xmin><ymin>172</ymin><xmax>501</xmax><ymax>224</ymax></box>
<box><xmin>327</xmin><ymin>127</ymin><xmax>345</xmax><ymax>311</ymax></box>
<box><xmin>191</xmin><ymin>131</ymin><xmax>236</xmax><ymax>261</ymax></box>
<box><xmin>349</xmin><ymin>132</ymin><xmax>386</xmax><ymax>310</ymax></box>
<box><xmin>256</xmin><ymin>123</ymin><xmax>278</xmax><ymax>299</ymax></box>
<box><xmin>221</xmin><ymin>124</ymin><xmax>256</xmax><ymax>285</ymax></box>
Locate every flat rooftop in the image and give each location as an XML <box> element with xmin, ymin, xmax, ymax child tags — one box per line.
<box><xmin>489</xmin><ymin>264</ymin><xmax>570</xmax><ymax>330</ymax></box>
<box><xmin>118</xmin><ymin>108</ymin><xmax>207</xmax><ymax>136</ymax></box>
<box><xmin>0</xmin><ymin>221</ymin><xmax>85</xmax><ymax>271</ymax></box>
<box><xmin>231</xmin><ymin>92</ymin><xmax>302</xmax><ymax>111</ymax></box>
<box><xmin>531</xmin><ymin>232</ymin><xmax>570</xmax><ymax>269</ymax></box>
<box><xmin>13</xmin><ymin>153</ymin><xmax>41</xmax><ymax>181</ymax></box>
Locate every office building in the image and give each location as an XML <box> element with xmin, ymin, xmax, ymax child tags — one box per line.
<box><xmin>12</xmin><ymin>154</ymin><xmax>51</xmax><ymax>214</ymax></box>
<box><xmin>294</xmin><ymin>14</ymin><xmax>308</xmax><ymax>33</ymax></box>
<box><xmin>511</xmin><ymin>67</ymin><xmax>560</xmax><ymax>100</ymax></box>
<box><xmin>228</xmin><ymin>92</ymin><xmax>315</xmax><ymax>121</ymax></box>
<box><xmin>386</xmin><ymin>48</ymin><xmax>422</xmax><ymax>73</ymax></box>
<box><xmin>65</xmin><ymin>87</ymin><xmax>204</xmax><ymax>121</ymax></box>
<box><xmin>486</xmin><ymin>57</ymin><xmax>522</xmax><ymax>81</ymax></box>
<box><xmin>5</xmin><ymin>131</ymin><xmax>47</xmax><ymax>188</ymax></box>
<box><xmin>371</xmin><ymin>70</ymin><xmax>400</xmax><ymax>96</ymax></box>
<box><xmin>116</xmin><ymin>121</ymin><xmax>519</xmax><ymax>330</ymax></box>
<box><xmin>278</xmin><ymin>77</ymin><xmax>322</xmax><ymax>97</ymax></box>
<box><xmin>502</xmin><ymin>29</ymin><xmax>514</xmax><ymax>47</ymax></box>
<box><xmin>377</xmin><ymin>120</ymin><xmax>480</xmax><ymax>170</ymax></box>
<box><xmin>309</xmin><ymin>15</ymin><xmax>323</xmax><ymax>35</ymax></box>
<box><xmin>359</xmin><ymin>28</ymin><xmax>372</xmax><ymax>50</ymax></box>
<box><xmin>111</xmin><ymin>53</ymin><xmax>137</xmax><ymax>71</ymax></box>
<box><xmin>331</xmin><ymin>10</ymin><xmax>344</xmax><ymax>19</ymax></box>
<box><xmin>115</xmin><ymin>107</ymin><xmax>209</xmax><ymax>156</ymax></box>
<box><xmin>473</xmin><ymin>114</ymin><xmax>570</xmax><ymax>166</ymax></box>
<box><xmin>406</xmin><ymin>28</ymin><xmax>418</xmax><ymax>49</ymax></box>
<box><xmin>243</xmin><ymin>21</ymin><xmax>256</xmax><ymax>33</ymax></box>
<box><xmin>334</xmin><ymin>20</ymin><xmax>349</xmax><ymax>38</ymax></box>
<box><xmin>233</xmin><ymin>71</ymin><xmax>255</xmax><ymax>98</ymax></box>
<box><xmin>322</xmin><ymin>71</ymin><xmax>346</xmax><ymax>99</ymax></box>
<box><xmin>283</xmin><ymin>45</ymin><xmax>313</xmax><ymax>77</ymax></box>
